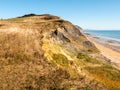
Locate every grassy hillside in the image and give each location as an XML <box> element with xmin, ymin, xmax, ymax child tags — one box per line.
<box><xmin>0</xmin><ymin>14</ymin><xmax>119</xmax><ymax>90</ymax></box>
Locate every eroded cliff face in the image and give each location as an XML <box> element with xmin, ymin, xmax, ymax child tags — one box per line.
<box><xmin>0</xmin><ymin>14</ymin><xmax>119</xmax><ymax>90</ymax></box>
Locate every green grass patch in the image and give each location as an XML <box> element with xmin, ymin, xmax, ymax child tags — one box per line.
<box><xmin>77</xmin><ymin>53</ymin><xmax>100</xmax><ymax>64</ymax></box>
<box><xmin>52</xmin><ymin>54</ymin><xmax>70</xmax><ymax>67</ymax></box>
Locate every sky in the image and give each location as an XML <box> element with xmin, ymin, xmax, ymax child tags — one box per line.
<box><xmin>0</xmin><ymin>0</ymin><xmax>120</xmax><ymax>30</ymax></box>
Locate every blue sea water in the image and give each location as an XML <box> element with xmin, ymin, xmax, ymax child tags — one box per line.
<box><xmin>85</xmin><ymin>30</ymin><xmax>120</xmax><ymax>43</ymax></box>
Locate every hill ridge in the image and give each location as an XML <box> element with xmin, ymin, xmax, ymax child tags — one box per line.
<box><xmin>0</xmin><ymin>14</ymin><xmax>120</xmax><ymax>90</ymax></box>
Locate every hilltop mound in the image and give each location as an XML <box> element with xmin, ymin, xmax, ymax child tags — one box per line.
<box><xmin>0</xmin><ymin>14</ymin><xmax>120</xmax><ymax>90</ymax></box>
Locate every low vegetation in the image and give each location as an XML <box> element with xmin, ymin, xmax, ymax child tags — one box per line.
<box><xmin>85</xmin><ymin>65</ymin><xmax>120</xmax><ymax>90</ymax></box>
<box><xmin>77</xmin><ymin>53</ymin><xmax>100</xmax><ymax>64</ymax></box>
<box><xmin>52</xmin><ymin>53</ymin><xmax>70</xmax><ymax>67</ymax></box>
<box><xmin>0</xmin><ymin>14</ymin><xmax>119</xmax><ymax>90</ymax></box>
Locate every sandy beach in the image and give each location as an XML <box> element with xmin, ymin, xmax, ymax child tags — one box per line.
<box><xmin>87</xmin><ymin>37</ymin><xmax>120</xmax><ymax>69</ymax></box>
<box><xmin>108</xmin><ymin>43</ymin><xmax>120</xmax><ymax>46</ymax></box>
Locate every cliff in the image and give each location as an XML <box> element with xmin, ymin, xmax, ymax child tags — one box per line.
<box><xmin>0</xmin><ymin>14</ymin><xmax>120</xmax><ymax>90</ymax></box>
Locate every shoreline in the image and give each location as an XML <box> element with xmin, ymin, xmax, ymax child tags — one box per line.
<box><xmin>85</xmin><ymin>34</ymin><xmax>120</xmax><ymax>69</ymax></box>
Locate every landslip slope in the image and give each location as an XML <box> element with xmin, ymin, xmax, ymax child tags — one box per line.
<box><xmin>0</xmin><ymin>14</ymin><xmax>120</xmax><ymax>90</ymax></box>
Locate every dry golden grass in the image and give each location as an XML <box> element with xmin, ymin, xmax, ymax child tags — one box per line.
<box><xmin>0</xmin><ymin>14</ymin><xmax>118</xmax><ymax>90</ymax></box>
<box><xmin>85</xmin><ymin>65</ymin><xmax>120</xmax><ymax>90</ymax></box>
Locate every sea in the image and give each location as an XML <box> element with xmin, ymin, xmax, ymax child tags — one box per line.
<box><xmin>84</xmin><ymin>30</ymin><xmax>120</xmax><ymax>43</ymax></box>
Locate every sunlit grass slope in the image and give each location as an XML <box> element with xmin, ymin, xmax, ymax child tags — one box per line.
<box><xmin>0</xmin><ymin>14</ymin><xmax>119</xmax><ymax>90</ymax></box>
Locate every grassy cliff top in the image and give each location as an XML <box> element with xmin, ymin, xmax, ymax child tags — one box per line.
<box><xmin>0</xmin><ymin>14</ymin><xmax>119</xmax><ymax>90</ymax></box>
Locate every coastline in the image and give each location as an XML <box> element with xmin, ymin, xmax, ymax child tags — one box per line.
<box><xmin>85</xmin><ymin>34</ymin><xmax>120</xmax><ymax>69</ymax></box>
